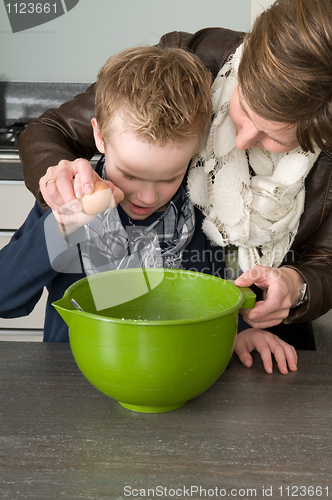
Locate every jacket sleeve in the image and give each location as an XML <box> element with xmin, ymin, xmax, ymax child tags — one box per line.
<box><xmin>0</xmin><ymin>203</ymin><xmax>57</xmax><ymax>317</ymax></box>
<box><xmin>286</xmin><ymin>154</ymin><xmax>332</xmax><ymax>323</ymax></box>
<box><xmin>18</xmin><ymin>83</ymin><xmax>97</xmax><ymax>209</ymax></box>
<box><xmin>0</xmin><ymin>203</ymin><xmax>84</xmax><ymax>318</ymax></box>
<box><xmin>158</xmin><ymin>28</ymin><xmax>245</xmax><ymax>80</ymax></box>
<box><xmin>286</xmin><ymin>224</ymin><xmax>332</xmax><ymax>324</ymax></box>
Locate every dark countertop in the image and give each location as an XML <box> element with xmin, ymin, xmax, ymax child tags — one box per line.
<box><xmin>1</xmin><ymin>342</ymin><xmax>331</xmax><ymax>499</ymax></box>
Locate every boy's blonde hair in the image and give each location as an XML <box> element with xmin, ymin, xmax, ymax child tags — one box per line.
<box><xmin>95</xmin><ymin>46</ymin><xmax>212</xmax><ymax>145</ymax></box>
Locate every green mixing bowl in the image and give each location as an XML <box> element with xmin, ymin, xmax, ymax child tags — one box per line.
<box><xmin>53</xmin><ymin>268</ymin><xmax>255</xmax><ymax>413</ymax></box>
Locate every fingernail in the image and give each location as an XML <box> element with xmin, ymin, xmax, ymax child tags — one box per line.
<box><xmin>250</xmin><ymin>313</ymin><xmax>258</xmax><ymax>320</ymax></box>
<box><xmin>70</xmin><ymin>204</ymin><xmax>81</xmax><ymax>213</ymax></box>
<box><xmin>83</xmin><ymin>183</ymin><xmax>94</xmax><ymax>194</ymax></box>
<box><xmin>244</xmin><ymin>359</ymin><xmax>251</xmax><ymax>367</ymax></box>
<box><xmin>75</xmin><ymin>191</ymin><xmax>83</xmax><ymax>199</ymax></box>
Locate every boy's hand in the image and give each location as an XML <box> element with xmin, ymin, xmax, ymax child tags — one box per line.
<box><xmin>235</xmin><ymin>265</ymin><xmax>305</xmax><ymax>328</ymax></box>
<box><xmin>234</xmin><ymin>328</ymin><xmax>298</xmax><ymax>375</ymax></box>
<box><xmin>40</xmin><ymin>158</ymin><xmax>123</xmax><ymax>212</ymax></box>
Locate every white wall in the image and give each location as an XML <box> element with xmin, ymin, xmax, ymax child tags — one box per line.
<box><xmin>0</xmin><ymin>0</ymin><xmax>251</xmax><ymax>83</ymax></box>
<box><xmin>251</xmin><ymin>0</ymin><xmax>274</xmax><ymax>24</ymax></box>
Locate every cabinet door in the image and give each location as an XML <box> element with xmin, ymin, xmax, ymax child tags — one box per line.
<box><xmin>0</xmin><ymin>181</ymin><xmax>35</xmax><ymax>229</ymax></box>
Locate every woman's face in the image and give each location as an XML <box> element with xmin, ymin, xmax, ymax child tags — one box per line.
<box><xmin>229</xmin><ymin>85</ymin><xmax>299</xmax><ymax>153</ymax></box>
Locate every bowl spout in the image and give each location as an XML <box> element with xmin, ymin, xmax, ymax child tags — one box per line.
<box><xmin>53</xmin><ymin>297</ymin><xmax>79</xmax><ymax>329</ymax></box>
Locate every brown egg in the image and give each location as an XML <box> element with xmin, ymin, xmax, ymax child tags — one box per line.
<box><xmin>81</xmin><ymin>181</ymin><xmax>113</xmax><ymax>215</ymax></box>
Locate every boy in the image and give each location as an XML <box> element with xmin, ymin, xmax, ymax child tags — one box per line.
<box><xmin>0</xmin><ymin>46</ymin><xmax>216</xmax><ymax>342</ymax></box>
<box><xmin>0</xmin><ymin>46</ymin><xmax>296</xmax><ymax>374</ymax></box>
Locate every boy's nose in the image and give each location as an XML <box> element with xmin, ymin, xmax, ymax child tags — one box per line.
<box><xmin>136</xmin><ymin>185</ymin><xmax>158</xmax><ymax>205</ymax></box>
<box><xmin>235</xmin><ymin>123</ymin><xmax>261</xmax><ymax>150</ymax></box>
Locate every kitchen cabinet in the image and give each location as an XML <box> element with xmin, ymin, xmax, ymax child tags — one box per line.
<box><xmin>0</xmin><ymin>180</ymin><xmax>36</xmax><ymax>228</ymax></box>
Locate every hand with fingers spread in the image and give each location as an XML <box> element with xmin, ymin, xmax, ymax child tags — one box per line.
<box><xmin>235</xmin><ymin>328</ymin><xmax>298</xmax><ymax>374</ymax></box>
<box><xmin>235</xmin><ymin>265</ymin><xmax>306</xmax><ymax>329</ymax></box>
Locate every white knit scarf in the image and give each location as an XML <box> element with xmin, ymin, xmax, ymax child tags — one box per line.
<box><xmin>188</xmin><ymin>44</ymin><xmax>320</xmax><ymax>272</ymax></box>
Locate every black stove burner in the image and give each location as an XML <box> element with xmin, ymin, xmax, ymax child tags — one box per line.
<box><xmin>0</xmin><ymin>121</ymin><xmax>29</xmax><ymax>150</ymax></box>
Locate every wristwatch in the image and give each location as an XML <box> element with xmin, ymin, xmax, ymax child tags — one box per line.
<box><xmin>291</xmin><ymin>282</ymin><xmax>308</xmax><ymax>308</ymax></box>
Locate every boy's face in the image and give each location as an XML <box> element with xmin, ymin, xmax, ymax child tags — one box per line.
<box><xmin>92</xmin><ymin>116</ymin><xmax>199</xmax><ymax>220</ymax></box>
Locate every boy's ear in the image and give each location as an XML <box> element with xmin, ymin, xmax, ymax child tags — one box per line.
<box><xmin>91</xmin><ymin>118</ymin><xmax>105</xmax><ymax>154</ymax></box>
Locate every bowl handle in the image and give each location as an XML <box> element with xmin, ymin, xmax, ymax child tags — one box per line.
<box><xmin>238</xmin><ymin>286</ymin><xmax>256</xmax><ymax>309</ymax></box>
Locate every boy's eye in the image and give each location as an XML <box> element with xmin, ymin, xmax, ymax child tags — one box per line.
<box><xmin>123</xmin><ymin>173</ymin><xmax>137</xmax><ymax>181</ymax></box>
<box><xmin>123</xmin><ymin>173</ymin><xmax>177</xmax><ymax>184</ymax></box>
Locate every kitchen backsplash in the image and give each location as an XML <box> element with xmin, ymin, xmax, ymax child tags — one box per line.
<box><xmin>0</xmin><ymin>81</ymin><xmax>91</xmax><ymax>126</ymax></box>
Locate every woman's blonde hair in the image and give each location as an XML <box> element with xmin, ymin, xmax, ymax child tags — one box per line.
<box><xmin>95</xmin><ymin>46</ymin><xmax>212</xmax><ymax>145</ymax></box>
<box><xmin>238</xmin><ymin>0</ymin><xmax>332</xmax><ymax>152</ymax></box>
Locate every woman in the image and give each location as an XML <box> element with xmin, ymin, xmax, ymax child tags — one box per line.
<box><xmin>18</xmin><ymin>0</ymin><xmax>332</xmax><ymax>354</ymax></box>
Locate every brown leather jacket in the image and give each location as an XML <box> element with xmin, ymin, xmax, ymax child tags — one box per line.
<box><xmin>19</xmin><ymin>27</ymin><xmax>332</xmax><ymax>324</ymax></box>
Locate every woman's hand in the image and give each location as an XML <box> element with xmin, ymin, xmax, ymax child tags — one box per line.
<box><xmin>52</xmin><ymin>200</ymin><xmax>98</xmax><ymax>237</ymax></box>
<box><xmin>235</xmin><ymin>328</ymin><xmax>298</xmax><ymax>374</ymax></box>
<box><xmin>235</xmin><ymin>265</ymin><xmax>305</xmax><ymax>328</ymax></box>
<box><xmin>40</xmin><ymin>158</ymin><xmax>123</xmax><ymax>213</ymax></box>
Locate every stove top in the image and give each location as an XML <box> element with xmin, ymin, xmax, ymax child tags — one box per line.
<box><xmin>0</xmin><ymin>121</ymin><xmax>29</xmax><ymax>180</ymax></box>
<box><xmin>0</xmin><ymin>121</ymin><xmax>29</xmax><ymax>151</ymax></box>
<box><xmin>0</xmin><ymin>81</ymin><xmax>92</xmax><ymax>180</ymax></box>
